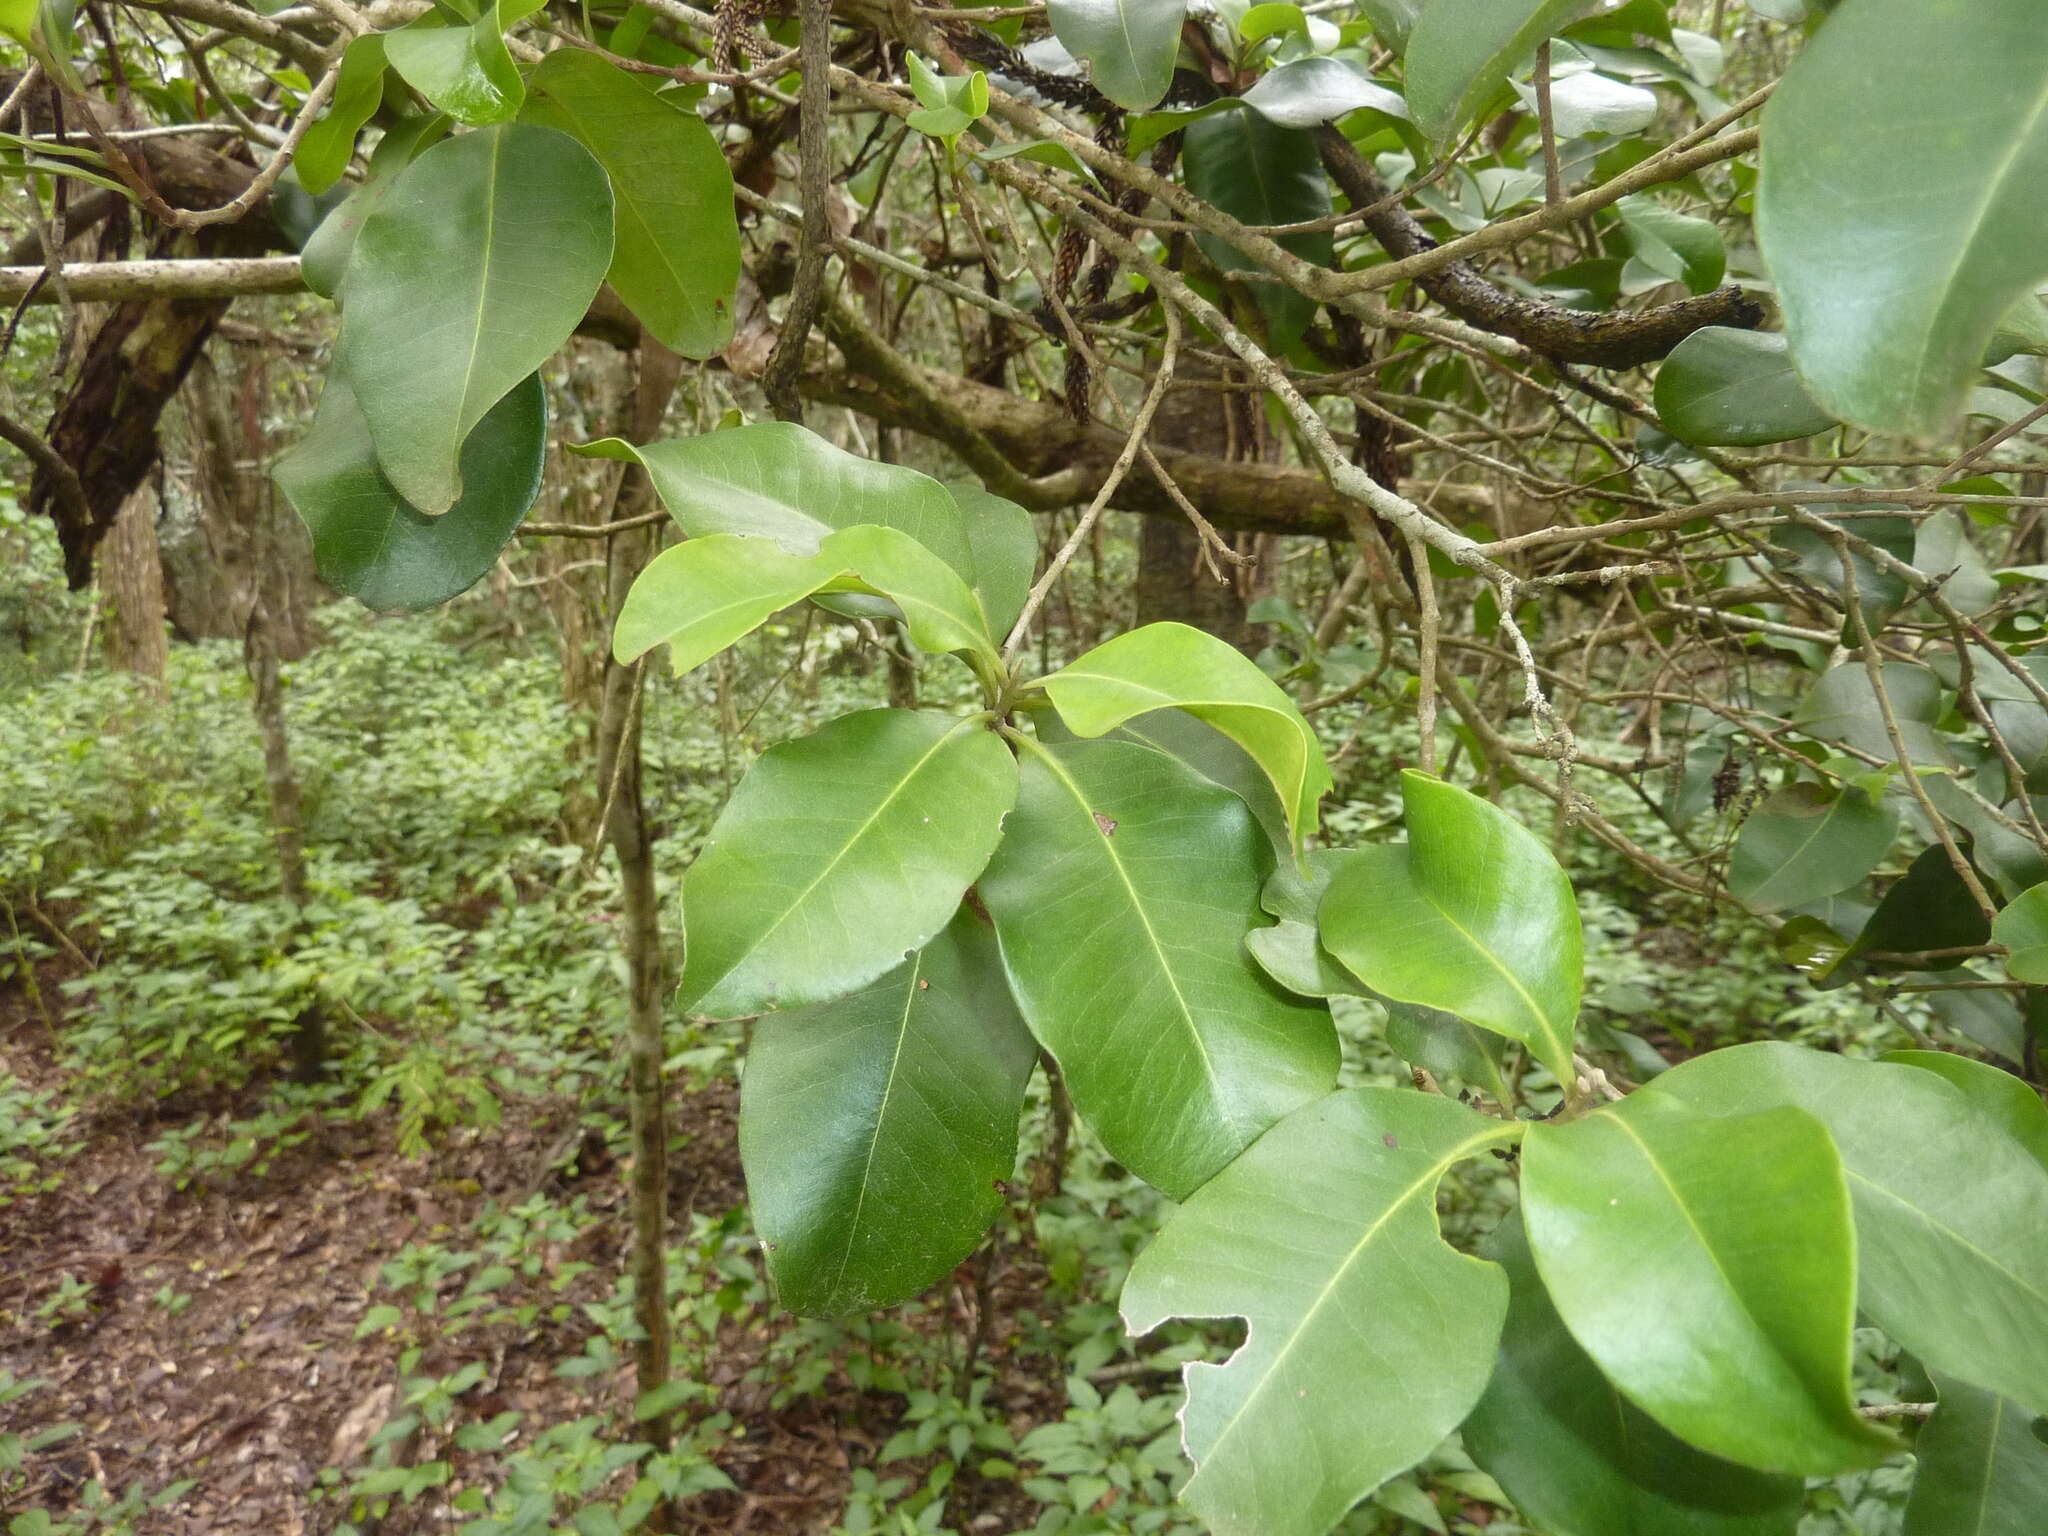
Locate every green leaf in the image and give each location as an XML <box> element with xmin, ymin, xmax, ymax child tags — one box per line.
<box><xmin>1357</xmin><ymin>0</ymin><xmax>1421</xmax><ymax>48</ymax></box>
<box><xmin>275</xmin><ymin>371</ymin><xmax>543</xmax><ymax>612</ymax></box>
<box><xmin>1728</xmin><ymin>782</ymin><xmax>1897</xmax><ymax>913</ymax></box>
<box><xmin>299</xmin><ymin>114</ymin><xmax>446</xmax><ymax>300</ymax></box>
<box><xmin>740</xmin><ymin>908</ymin><xmax>1036</xmax><ymax>1316</ymax></box>
<box><xmin>1757</xmin><ymin>0</ymin><xmax>2048</xmax><ymax>435</ymax></box>
<box><xmin>1183</xmin><ymin>110</ymin><xmax>1333</xmax><ymax>347</ymax></box>
<box><xmin>951</xmin><ymin>484</ymin><xmax>1036</xmax><ymax>642</ymax></box>
<box><xmin>294</xmin><ymin>34</ymin><xmax>386</xmax><ymax>195</ymax></box>
<box><xmin>1120</xmin><ymin>1088</ymin><xmax>1519</xmax><ymax>1536</ymax></box>
<box><xmin>1040</xmin><ymin>621</ymin><xmax>1332</xmax><ymax>851</ymax></box>
<box><xmin>1842</xmin><ymin>843</ymin><xmax>1991</xmax><ymax>972</ymax></box>
<box><xmin>571</xmin><ymin>423</ymin><xmax>978</xmax><ymax>587</ymax></box>
<box><xmin>1241</xmin><ymin>57</ymin><xmax>1409</xmax><ymax>129</ymax></box>
<box><xmin>612</xmin><ymin>534</ymin><xmax>837</xmax><ymax>674</ymax></box>
<box><xmin>1404</xmin><ymin>0</ymin><xmax>1600</xmax><ymax>143</ymax></box>
<box><xmin>1653</xmin><ymin>328</ymin><xmax>1839</xmax><ymax>447</ymax></box>
<box><xmin>1462</xmin><ymin>1213</ymin><xmax>1804</xmax><ymax>1536</ymax></box>
<box><xmin>1110</xmin><ymin>710</ymin><xmax>1294</xmax><ymax>859</ymax></box>
<box><xmin>979</xmin><ymin>736</ymin><xmax>1338</xmax><ymax>1199</ymax></box>
<box><xmin>1993</xmin><ymin>879</ymin><xmax>2048</xmax><ymax>983</ymax></box>
<box><xmin>1901</xmin><ymin>1373</ymin><xmax>2048</xmax><ymax>1536</ymax></box>
<box><xmin>1320</xmin><ymin>772</ymin><xmax>1580</xmax><ymax>1084</ymax></box>
<box><xmin>816</xmin><ymin>523</ymin><xmax>998</xmax><ymax>662</ymax></box>
<box><xmin>384</xmin><ymin>1</ymin><xmax>524</xmax><ymax>125</ymax></box>
<box><xmin>1790</xmin><ymin>662</ymin><xmax>1952</xmax><ymax>768</ymax></box>
<box><xmin>1523</xmin><ymin>1095</ymin><xmax>1894</xmax><ymax>1475</ymax></box>
<box><xmin>1045</xmin><ymin>0</ymin><xmax>1187</xmax><ymax>110</ymax></box>
<box><xmin>1645</xmin><ymin>1042</ymin><xmax>2048</xmax><ymax>1420</ymax></box>
<box><xmin>1879</xmin><ymin>1050</ymin><xmax>2048</xmax><ymax>1170</ymax></box>
<box><xmin>1616</xmin><ymin>194</ymin><xmax>1725</xmax><ymax>295</ymax></box>
<box><xmin>1245</xmin><ymin>849</ymin><xmax>1368</xmax><ymax>1000</ymax></box>
<box><xmin>678</xmin><ymin>710</ymin><xmax>1017</xmax><ymax>1019</ymax></box>
<box><xmin>335</xmin><ymin>123</ymin><xmax>613</xmax><ymax>513</ymax></box>
<box><xmin>524</xmin><ymin>49</ymin><xmax>740</xmax><ymax>358</ymax></box>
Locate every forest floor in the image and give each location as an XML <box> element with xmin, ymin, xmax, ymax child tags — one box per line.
<box><xmin>0</xmin><ymin>962</ymin><xmax>1069</xmax><ymax>1535</ymax></box>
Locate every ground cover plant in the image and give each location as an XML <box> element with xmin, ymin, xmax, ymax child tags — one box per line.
<box><xmin>2</xmin><ymin>0</ymin><xmax>2047</xmax><ymax>1532</ymax></box>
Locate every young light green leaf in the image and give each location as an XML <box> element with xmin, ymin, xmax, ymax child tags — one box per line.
<box><xmin>294</xmin><ymin>33</ymin><xmax>386</xmax><ymax>195</ymax></box>
<box><xmin>1045</xmin><ymin>0</ymin><xmax>1187</xmax><ymax>110</ymax></box>
<box><xmin>1120</xmin><ymin>1088</ymin><xmax>1520</xmax><ymax>1536</ymax></box>
<box><xmin>523</xmin><ymin>49</ymin><xmax>740</xmax><ymax>358</ymax></box>
<box><xmin>1524</xmin><ymin>1096</ymin><xmax>1896</xmax><ymax>1476</ymax></box>
<box><xmin>1654</xmin><ymin>328</ymin><xmax>1839</xmax><ymax>447</ymax></box>
<box><xmin>979</xmin><ymin>737</ymin><xmax>1338</xmax><ymax>1200</ymax></box>
<box><xmin>1758</xmin><ymin>0</ymin><xmax>2048</xmax><ymax>436</ymax></box>
<box><xmin>335</xmin><ymin>123</ymin><xmax>613</xmax><ymax>513</ymax></box>
<box><xmin>1463</xmin><ymin>1213</ymin><xmax>1804</xmax><ymax>1536</ymax></box>
<box><xmin>740</xmin><ymin>908</ymin><xmax>1037</xmax><ymax>1316</ymax></box>
<box><xmin>1320</xmin><ymin>772</ymin><xmax>1580</xmax><ymax>1084</ymax></box>
<box><xmin>1040</xmin><ymin>621</ymin><xmax>1332</xmax><ymax>851</ymax></box>
<box><xmin>612</xmin><ymin>535</ymin><xmax>836</xmax><ymax>673</ymax></box>
<box><xmin>817</xmin><ymin>524</ymin><xmax>998</xmax><ymax>661</ymax></box>
<box><xmin>1993</xmin><ymin>878</ymin><xmax>2048</xmax><ymax>983</ymax></box>
<box><xmin>1879</xmin><ymin>1050</ymin><xmax>2048</xmax><ymax>1170</ymax></box>
<box><xmin>679</xmin><ymin>710</ymin><xmax>1017</xmax><ymax>1019</ymax></box>
<box><xmin>383</xmin><ymin>1</ymin><xmax>524</xmax><ymax>125</ymax></box>
<box><xmin>1900</xmin><ymin>1373</ymin><xmax>2048</xmax><ymax>1536</ymax></box>
<box><xmin>1646</xmin><ymin>1042</ymin><xmax>2048</xmax><ymax>1420</ymax></box>
<box><xmin>1404</xmin><ymin>0</ymin><xmax>1601</xmax><ymax>143</ymax></box>
<box><xmin>275</xmin><ymin>371</ymin><xmax>544</xmax><ymax>613</ymax></box>
<box><xmin>571</xmin><ymin>423</ymin><xmax>978</xmax><ymax>585</ymax></box>
<box><xmin>1728</xmin><ymin>782</ymin><xmax>1897</xmax><ymax>913</ymax></box>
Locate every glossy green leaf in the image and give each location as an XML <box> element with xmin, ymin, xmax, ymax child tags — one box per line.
<box><xmin>1111</xmin><ymin>710</ymin><xmax>1293</xmax><ymax>860</ymax></box>
<box><xmin>612</xmin><ymin>534</ymin><xmax>836</xmax><ymax>674</ymax></box>
<box><xmin>1040</xmin><ymin>622</ymin><xmax>1331</xmax><ymax>851</ymax></box>
<box><xmin>383</xmin><ymin>2</ymin><xmax>524</xmax><ymax>125</ymax></box>
<box><xmin>275</xmin><ymin>371</ymin><xmax>543</xmax><ymax>613</ymax></box>
<box><xmin>1241</xmin><ymin>57</ymin><xmax>1407</xmax><ymax>128</ymax></box>
<box><xmin>294</xmin><ymin>33</ymin><xmax>386</xmax><ymax>195</ymax></box>
<box><xmin>1728</xmin><ymin>782</ymin><xmax>1896</xmax><ymax>913</ymax></box>
<box><xmin>951</xmin><ymin>484</ymin><xmax>1036</xmax><ymax>642</ymax></box>
<box><xmin>1880</xmin><ymin>1050</ymin><xmax>2048</xmax><ymax>1170</ymax></box>
<box><xmin>1645</xmin><ymin>1042</ymin><xmax>2048</xmax><ymax>1419</ymax></box>
<box><xmin>1405</xmin><ymin>0</ymin><xmax>1600</xmax><ymax>143</ymax></box>
<box><xmin>299</xmin><ymin>114</ymin><xmax>446</xmax><ymax>300</ymax></box>
<box><xmin>1120</xmin><ymin>1088</ymin><xmax>1519</xmax><ymax>1536</ymax></box>
<box><xmin>1183</xmin><ymin>109</ymin><xmax>1333</xmax><ymax>347</ymax></box>
<box><xmin>1993</xmin><ymin>879</ymin><xmax>2048</xmax><ymax>983</ymax></box>
<box><xmin>1790</xmin><ymin>662</ymin><xmax>1952</xmax><ymax>768</ymax></box>
<box><xmin>1901</xmin><ymin>1372</ymin><xmax>2048</xmax><ymax>1536</ymax></box>
<box><xmin>739</xmin><ymin>909</ymin><xmax>1037</xmax><ymax>1316</ymax></box>
<box><xmin>1045</xmin><ymin>0</ymin><xmax>1186</xmax><ymax>110</ymax></box>
<box><xmin>679</xmin><ymin>709</ymin><xmax>1017</xmax><ymax>1019</ymax></box>
<box><xmin>1843</xmin><ymin>843</ymin><xmax>1992</xmax><ymax>972</ymax></box>
<box><xmin>571</xmin><ymin>423</ymin><xmax>977</xmax><ymax>586</ymax></box>
<box><xmin>1463</xmin><ymin>1213</ymin><xmax>1803</xmax><ymax>1536</ymax></box>
<box><xmin>524</xmin><ymin>49</ymin><xmax>739</xmax><ymax>359</ymax></box>
<box><xmin>336</xmin><ymin>123</ymin><xmax>613</xmax><ymax>513</ymax></box>
<box><xmin>1523</xmin><ymin>1096</ymin><xmax>1893</xmax><ymax>1476</ymax></box>
<box><xmin>1321</xmin><ymin>772</ymin><xmax>1580</xmax><ymax>1083</ymax></box>
<box><xmin>1654</xmin><ymin>328</ymin><xmax>1838</xmax><ymax>447</ymax></box>
<box><xmin>1758</xmin><ymin>0</ymin><xmax>2048</xmax><ymax>436</ymax></box>
<box><xmin>1245</xmin><ymin>849</ymin><xmax>1367</xmax><ymax>1000</ymax></box>
<box><xmin>979</xmin><ymin>737</ymin><xmax>1338</xmax><ymax>1199</ymax></box>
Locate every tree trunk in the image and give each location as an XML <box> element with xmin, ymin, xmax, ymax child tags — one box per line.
<box><xmin>1137</xmin><ymin>361</ymin><xmax>1254</xmax><ymax>646</ymax></box>
<box><xmin>245</xmin><ymin>599</ymin><xmax>321</xmax><ymax>1081</ymax></box>
<box><xmin>102</xmin><ymin>480</ymin><xmax>169</xmax><ymax>696</ymax></box>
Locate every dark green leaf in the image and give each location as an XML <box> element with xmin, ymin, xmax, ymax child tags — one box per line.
<box><xmin>1617</xmin><ymin>194</ymin><xmax>1726</xmax><ymax>296</ymax></box>
<box><xmin>679</xmin><ymin>710</ymin><xmax>1018</xmax><ymax>1019</ymax></box>
<box><xmin>275</xmin><ymin>371</ymin><xmax>543</xmax><ymax>612</ymax></box>
<box><xmin>299</xmin><ymin>114</ymin><xmax>446</xmax><ymax>300</ymax></box>
<box><xmin>1182</xmin><ymin>110</ymin><xmax>1334</xmax><ymax>347</ymax></box>
<box><xmin>1790</xmin><ymin>662</ymin><xmax>1952</xmax><ymax>768</ymax></box>
<box><xmin>335</xmin><ymin>123</ymin><xmax>613</xmax><ymax>513</ymax></box>
<box><xmin>979</xmin><ymin>736</ymin><xmax>1338</xmax><ymax>1199</ymax></box>
<box><xmin>740</xmin><ymin>909</ymin><xmax>1036</xmax><ymax>1315</ymax></box>
<box><xmin>1844</xmin><ymin>843</ymin><xmax>1992</xmax><ymax>972</ymax></box>
<box><xmin>1523</xmin><ymin>1096</ymin><xmax>1894</xmax><ymax>1475</ymax></box>
<box><xmin>1121</xmin><ymin>1088</ymin><xmax>1519</xmax><ymax>1536</ymax></box>
<box><xmin>1757</xmin><ymin>0</ymin><xmax>2048</xmax><ymax>435</ymax></box>
<box><xmin>1901</xmin><ymin>1372</ymin><xmax>2048</xmax><ymax>1536</ymax></box>
<box><xmin>1728</xmin><ymin>782</ymin><xmax>1896</xmax><ymax>913</ymax></box>
<box><xmin>1654</xmin><ymin>328</ymin><xmax>1838</xmax><ymax>447</ymax></box>
<box><xmin>1463</xmin><ymin>1213</ymin><xmax>1803</xmax><ymax>1536</ymax></box>
<box><xmin>1321</xmin><ymin>772</ymin><xmax>1580</xmax><ymax>1083</ymax></box>
<box><xmin>524</xmin><ymin>49</ymin><xmax>740</xmax><ymax>359</ymax></box>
